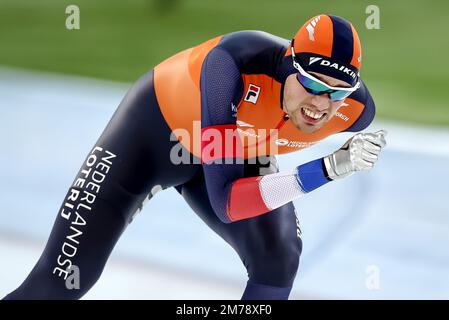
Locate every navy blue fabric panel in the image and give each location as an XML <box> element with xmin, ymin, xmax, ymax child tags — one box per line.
<box><xmin>218</xmin><ymin>31</ymin><xmax>295</xmax><ymax>83</ymax></box>
<box><xmin>242</xmin><ymin>282</ymin><xmax>292</xmax><ymax>300</ymax></box>
<box><xmin>344</xmin><ymin>80</ymin><xmax>376</xmax><ymax>132</ymax></box>
<box><xmin>200</xmin><ymin>47</ymin><xmax>244</xmax><ymax>127</ymax></box>
<box><xmin>4</xmin><ymin>71</ymin><xmax>200</xmax><ymax>299</ymax></box>
<box><xmin>329</xmin><ymin>15</ymin><xmax>354</xmax><ymax>64</ymax></box>
<box><xmin>178</xmin><ymin>162</ymin><xmax>302</xmax><ymax>290</ymax></box>
<box><xmin>202</xmin><ymin>163</ymin><xmax>243</xmax><ymax>223</ymax></box>
<box><xmin>200</xmin><ymin>47</ymin><xmax>245</xmax><ymax>223</ymax></box>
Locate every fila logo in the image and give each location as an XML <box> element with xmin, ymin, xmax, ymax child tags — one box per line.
<box><xmin>309</xmin><ymin>57</ymin><xmax>357</xmax><ymax>79</ymax></box>
<box><xmin>244</xmin><ymin>84</ymin><xmax>261</xmax><ymax>104</ymax></box>
<box><xmin>305</xmin><ymin>16</ymin><xmax>321</xmax><ymax>41</ymax></box>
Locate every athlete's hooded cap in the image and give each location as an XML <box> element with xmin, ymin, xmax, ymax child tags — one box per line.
<box><xmin>290</xmin><ymin>14</ymin><xmax>362</xmax><ymax>86</ymax></box>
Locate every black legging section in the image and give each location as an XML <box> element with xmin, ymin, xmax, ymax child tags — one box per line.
<box><xmin>4</xmin><ymin>71</ymin><xmax>301</xmax><ymax>299</ymax></box>
<box><xmin>177</xmin><ymin>162</ymin><xmax>302</xmax><ymax>288</ymax></box>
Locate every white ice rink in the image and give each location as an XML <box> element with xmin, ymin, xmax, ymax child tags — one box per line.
<box><xmin>1</xmin><ymin>67</ymin><xmax>448</xmax><ymax>299</ymax></box>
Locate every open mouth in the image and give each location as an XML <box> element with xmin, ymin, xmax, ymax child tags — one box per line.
<box><xmin>300</xmin><ymin>107</ymin><xmax>326</xmax><ymax>124</ymax></box>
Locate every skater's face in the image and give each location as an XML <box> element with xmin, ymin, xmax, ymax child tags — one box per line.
<box><xmin>282</xmin><ymin>72</ymin><xmax>351</xmax><ymax>134</ymax></box>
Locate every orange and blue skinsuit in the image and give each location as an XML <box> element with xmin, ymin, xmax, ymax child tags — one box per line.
<box><xmin>154</xmin><ymin>29</ymin><xmax>373</xmax><ymax>223</ymax></box>
<box><xmin>5</xmin><ymin>22</ymin><xmax>375</xmax><ymax>300</ymax></box>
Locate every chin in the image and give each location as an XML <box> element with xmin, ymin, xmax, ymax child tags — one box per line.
<box><xmin>298</xmin><ymin>123</ymin><xmax>321</xmax><ymax>133</ymax></box>
<box><xmin>291</xmin><ymin>117</ymin><xmax>324</xmax><ymax>133</ymax></box>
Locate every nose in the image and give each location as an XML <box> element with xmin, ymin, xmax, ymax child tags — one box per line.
<box><xmin>311</xmin><ymin>94</ymin><xmax>330</xmax><ymax>111</ymax></box>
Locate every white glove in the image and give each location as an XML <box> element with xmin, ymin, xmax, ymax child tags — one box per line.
<box><xmin>323</xmin><ymin>130</ymin><xmax>387</xmax><ymax>180</ymax></box>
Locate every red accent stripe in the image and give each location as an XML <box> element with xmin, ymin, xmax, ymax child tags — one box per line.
<box><xmin>243</xmin><ymin>114</ymin><xmax>288</xmax><ymax>150</ymax></box>
<box><xmin>201</xmin><ymin>124</ymin><xmax>243</xmax><ymax>163</ymax></box>
<box><xmin>227</xmin><ymin>176</ymin><xmax>271</xmax><ymax>222</ymax></box>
